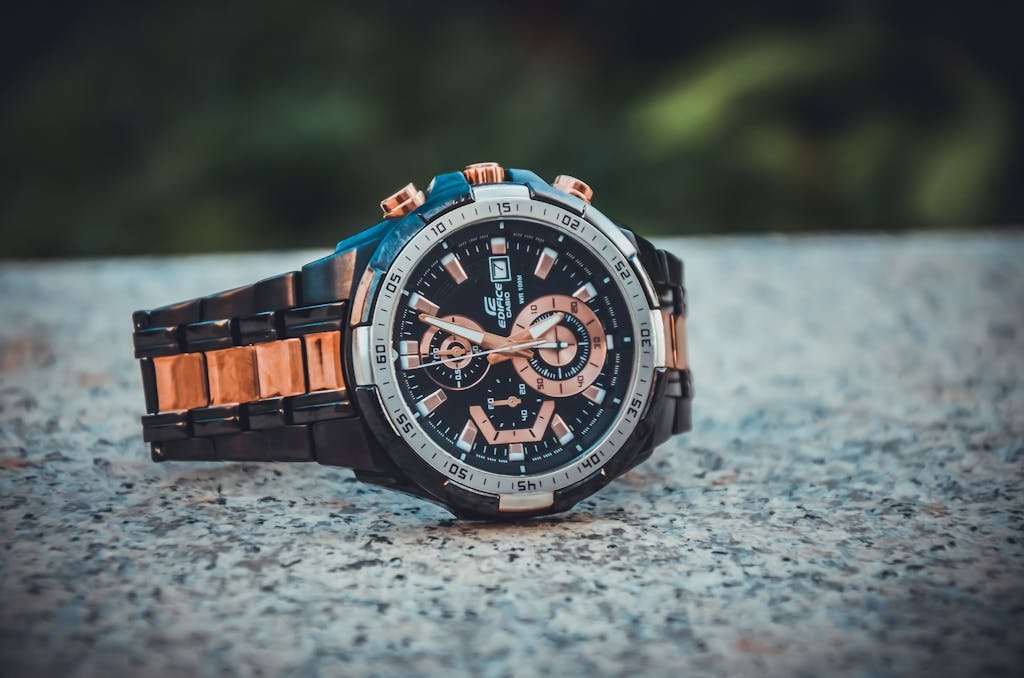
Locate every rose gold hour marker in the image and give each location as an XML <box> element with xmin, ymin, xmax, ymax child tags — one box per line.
<box><xmin>441</xmin><ymin>253</ymin><xmax>468</xmax><ymax>284</ymax></box>
<box><xmin>508</xmin><ymin>443</ymin><xmax>525</xmax><ymax>462</ymax></box>
<box><xmin>457</xmin><ymin>419</ymin><xmax>478</xmax><ymax>452</ymax></box>
<box><xmin>551</xmin><ymin>414</ymin><xmax>574</xmax><ymax>445</ymax></box>
<box><xmin>408</xmin><ymin>292</ymin><xmax>440</xmax><ymax>315</ymax></box>
<box><xmin>583</xmin><ymin>385</ymin><xmax>606</xmax><ymax>404</ymax></box>
<box><xmin>398</xmin><ymin>340</ymin><xmax>421</xmax><ymax>369</ymax></box>
<box><xmin>534</xmin><ymin>247</ymin><xmax>558</xmax><ymax>279</ymax></box>
<box><xmin>572</xmin><ymin>282</ymin><xmax>597</xmax><ymax>303</ymax></box>
<box><xmin>491</xmin><ymin>237</ymin><xmax>507</xmax><ymax>254</ymax></box>
<box><xmin>416</xmin><ymin>389</ymin><xmax>447</xmax><ymax>416</ymax></box>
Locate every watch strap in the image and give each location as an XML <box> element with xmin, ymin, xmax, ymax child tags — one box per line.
<box><xmin>131</xmin><ymin>234</ymin><xmax>390</xmax><ymax>471</ymax></box>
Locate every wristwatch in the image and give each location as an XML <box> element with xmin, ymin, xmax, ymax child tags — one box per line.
<box><xmin>130</xmin><ymin>162</ymin><xmax>692</xmax><ymax>519</ymax></box>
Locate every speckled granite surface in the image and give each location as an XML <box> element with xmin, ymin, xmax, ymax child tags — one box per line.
<box><xmin>1</xmin><ymin>234</ymin><xmax>1022</xmax><ymax>677</ymax></box>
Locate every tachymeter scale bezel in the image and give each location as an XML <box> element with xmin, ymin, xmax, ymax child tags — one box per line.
<box><xmin>366</xmin><ymin>189</ymin><xmax>658</xmax><ymax>497</ymax></box>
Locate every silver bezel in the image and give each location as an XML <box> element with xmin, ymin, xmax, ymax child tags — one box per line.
<box><xmin>365</xmin><ymin>185</ymin><xmax>660</xmax><ymax>496</ymax></box>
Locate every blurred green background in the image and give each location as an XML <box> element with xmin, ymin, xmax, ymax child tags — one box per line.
<box><xmin>2</xmin><ymin>1</ymin><xmax>1021</xmax><ymax>258</ymax></box>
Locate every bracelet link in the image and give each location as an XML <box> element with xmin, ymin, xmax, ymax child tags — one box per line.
<box><xmin>152</xmin><ymin>353</ymin><xmax>209</xmax><ymax>411</ymax></box>
<box><xmin>660</xmin><ymin>310</ymin><xmax>689</xmax><ymax>371</ymax></box>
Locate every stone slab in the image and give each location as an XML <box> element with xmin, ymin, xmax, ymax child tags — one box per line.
<box><xmin>1</xmin><ymin>234</ymin><xmax>1022</xmax><ymax>676</ymax></box>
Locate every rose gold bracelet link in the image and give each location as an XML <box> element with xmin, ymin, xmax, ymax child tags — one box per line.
<box><xmin>660</xmin><ymin>310</ymin><xmax>689</xmax><ymax>370</ymax></box>
<box><xmin>254</xmin><ymin>339</ymin><xmax>306</xmax><ymax>398</ymax></box>
<box><xmin>205</xmin><ymin>346</ymin><xmax>259</xmax><ymax>405</ymax></box>
<box><xmin>303</xmin><ymin>331</ymin><xmax>344</xmax><ymax>391</ymax></box>
<box><xmin>152</xmin><ymin>353</ymin><xmax>209</xmax><ymax>412</ymax></box>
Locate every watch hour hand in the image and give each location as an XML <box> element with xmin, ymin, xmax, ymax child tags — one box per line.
<box><xmin>419</xmin><ymin>314</ymin><xmax>485</xmax><ymax>345</ymax></box>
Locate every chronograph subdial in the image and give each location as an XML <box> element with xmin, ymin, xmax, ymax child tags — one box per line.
<box><xmin>511</xmin><ymin>294</ymin><xmax>608</xmax><ymax>397</ymax></box>
<box><xmin>466</xmin><ymin>375</ymin><xmax>555</xmax><ymax>463</ymax></box>
<box><xmin>415</xmin><ymin>315</ymin><xmax>489</xmax><ymax>390</ymax></box>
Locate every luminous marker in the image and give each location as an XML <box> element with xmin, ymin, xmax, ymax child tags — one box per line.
<box><xmin>491</xmin><ymin>237</ymin><xmax>507</xmax><ymax>254</ymax></box>
<box><xmin>440</xmin><ymin>253</ymin><xmax>468</xmax><ymax>284</ymax></box>
<box><xmin>398</xmin><ymin>340</ymin><xmax>421</xmax><ymax>369</ymax></box>
<box><xmin>408</xmin><ymin>292</ymin><xmax>440</xmax><ymax>315</ymax></box>
<box><xmin>508</xmin><ymin>443</ymin><xmax>525</xmax><ymax>462</ymax></box>
<box><xmin>551</xmin><ymin>414</ymin><xmax>574</xmax><ymax>445</ymax></box>
<box><xmin>416</xmin><ymin>389</ymin><xmax>447</xmax><ymax>416</ymax></box>
<box><xmin>572</xmin><ymin>282</ymin><xmax>597</xmax><ymax>303</ymax></box>
<box><xmin>457</xmin><ymin>419</ymin><xmax>478</xmax><ymax>452</ymax></box>
<box><xmin>583</xmin><ymin>385</ymin><xmax>607</xmax><ymax>404</ymax></box>
<box><xmin>623</xmin><ymin>336</ymin><xmax>632</xmax><ymax>343</ymax></box>
<box><xmin>605</xmin><ymin>334</ymin><xmax>615</xmax><ymax>350</ymax></box>
<box><xmin>534</xmin><ymin>247</ymin><xmax>558</xmax><ymax>279</ymax></box>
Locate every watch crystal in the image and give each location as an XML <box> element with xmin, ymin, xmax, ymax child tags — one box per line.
<box><xmin>391</xmin><ymin>218</ymin><xmax>635</xmax><ymax>475</ymax></box>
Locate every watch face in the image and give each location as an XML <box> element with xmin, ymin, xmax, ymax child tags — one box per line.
<box><xmin>366</xmin><ymin>190</ymin><xmax>657</xmax><ymax>496</ymax></box>
<box><xmin>391</xmin><ymin>218</ymin><xmax>633</xmax><ymax>475</ymax></box>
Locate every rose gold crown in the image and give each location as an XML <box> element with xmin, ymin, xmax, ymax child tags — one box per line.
<box><xmin>463</xmin><ymin>162</ymin><xmax>506</xmax><ymax>185</ymax></box>
<box><xmin>380</xmin><ymin>183</ymin><xmax>426</xmax><ymax>218</ymax></box>
<box><xmin>552</xmin><ymin>175</ymin><xmax>593</xmax><ymax>204</ymax></box>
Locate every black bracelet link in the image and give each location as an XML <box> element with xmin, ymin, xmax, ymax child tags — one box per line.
<box><xmin>634</xmin><ymin>236</ymin><xmax>693</xmax><ymax>444</ymax></box>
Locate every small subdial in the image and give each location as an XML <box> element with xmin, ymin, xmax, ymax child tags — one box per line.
<box><xmin>512</xmin><ymin>294</ymin><xmax>607</xmax><ymax>396</ymax></box>
<box><xmin>466</xmin><ymin>376</ymin><xmax>555</xmax><ymax>462</ymax></box>
<box><xmin>413</xmin><ymin>315</ymin><xmax>489</xmax><ymax>390</ymax></box>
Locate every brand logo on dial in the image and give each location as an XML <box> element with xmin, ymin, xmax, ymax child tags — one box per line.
<box><xmin>483</xmin><ymin>289</ymin><xmax>512</xmax><ymax>329</ymax></box>
<box><xmin>484</xmin><ymin>255</ymin><xmax>514</xmax><ymax>329</ymax></box>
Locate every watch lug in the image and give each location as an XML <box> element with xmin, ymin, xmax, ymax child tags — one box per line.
<box><xmin>418</xmin><ymin>171</ymin><xmax>474</xmax><ymax>223</ymax></box>
<box><xmin>351</xmin><ymin>384</ymin><xmax>400</xmax><ymax>442</ymax></box>
<box><xmin>354</xmin><ymin>469</ymin><xmax>450</xmax><ymax>508</ymax></box>
<box><xmin>507</xmin><ymin>167</ymin><xmax>588</xmax><ymax>215</ymax></box>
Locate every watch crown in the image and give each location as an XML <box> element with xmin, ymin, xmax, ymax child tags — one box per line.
<box><xmin>463</xmin><ymin>161</ymin><xmax>506</xmax><ymax>185</ymax></box>
<box><xmin>552</xmin><ymin>175</ymin><xmax>594</xmax><ymax>204</ymax></box>
<box><xmin>380</xmin><ymin>183</ymin><xmax>426</xmax><ymax>218</ymax></box>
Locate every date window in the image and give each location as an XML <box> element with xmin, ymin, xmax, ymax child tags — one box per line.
<box><xmin>489</xmin><ymin>256</ymin><xmax>511</xmax><ymax>282</ymax></box>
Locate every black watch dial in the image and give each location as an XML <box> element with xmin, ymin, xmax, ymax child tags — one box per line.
<box><xmin>391</xmin><ymin>218</ymin><xmax>636</xmax><ymax>476</ymax></box>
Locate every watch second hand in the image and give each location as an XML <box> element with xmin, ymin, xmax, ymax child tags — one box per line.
<box><xmin>404</xmin><ymin>339</ymin><xmax>560</xmax><ymax>371</ymax></box>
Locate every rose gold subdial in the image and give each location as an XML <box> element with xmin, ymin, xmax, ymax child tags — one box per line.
<box><xmin>511</xmin><ymin>294</ymin><xmax>607</xmax><ymax>397</ymax></box>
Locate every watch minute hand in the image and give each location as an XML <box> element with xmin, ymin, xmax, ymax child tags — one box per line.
<box><xmin>404</xmin><ymin>339</ymin><xmax>546</xmax><ymax>371</ymax></box>
<box><xmin>419</xmin><ymin>313</ymin><xmax>533</xmax><ymax>358</ymax></box>
<box><xmin>489</xmin><ymin>312</ymin><xmax>567</xmax><ymax>365</ymax></box>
